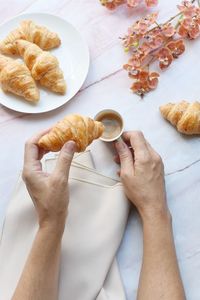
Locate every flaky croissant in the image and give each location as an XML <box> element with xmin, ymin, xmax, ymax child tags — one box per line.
<box><xmin>0</xmin><ymin>54</ymin><xmax>39</xmax><ymax>102</ymax></box>
<box><xmin>15</xmin><ymin>39</ymin><xmax>66</xmax><ymax>94</ymax></box>
<box><xmin>0</xmin><ymin>20</ymin><xmax>61</xmax><ymax>55</ymax></box>
<box><xmin>160</xmin><ymin>101</ymin><xmax>200</xmax><ymax>135</ymax></box>
<box><xmin>38</xmin><ymin>114</ymin><xmax>104</xmax><ymax>152</ymax></box>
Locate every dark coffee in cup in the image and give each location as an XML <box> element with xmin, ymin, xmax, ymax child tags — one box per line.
<box><xmin>95</xmin><ymin>110</ymin><xmax>124</xmax><ymax>142</ymax></box>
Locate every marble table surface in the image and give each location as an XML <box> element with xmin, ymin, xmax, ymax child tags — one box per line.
<box><xmin>0</xmin><ymin>1</ymin><xmax>200</xmax><ymax>299</ymax></box>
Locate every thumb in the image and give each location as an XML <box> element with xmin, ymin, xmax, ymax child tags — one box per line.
<box><xmin>54</xmin><ymin>141</ymin><xmax>76</xmax><ymax>180</ymax></box>
<box><xmin>115</xmin><ymin>140</ymin><xmax>134</xmax><ymax>175</ymax></box>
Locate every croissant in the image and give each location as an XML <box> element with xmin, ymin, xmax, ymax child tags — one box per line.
<box><xmin>0</xmin><ymin>20</ymin><xmax>61</xmax><ymax>55</ymax></box>
<box><xmin>38</xmin><ymin>114</ymin><xmax>104</xmax><ymax>152</ymax></box>
<box><xmin>0</xmin><ymin>54</ymin><xmax>39</xmax><ymax>102</ymax></box>
<box><xmin>160</xmin><ymin>101</ymin><xmax>200</xmax><ymax>135</ymax></box>
<box><xmin>15</xmin><ymin>39</ymin><xmax>66</xmax><ymax>94</ymax></box>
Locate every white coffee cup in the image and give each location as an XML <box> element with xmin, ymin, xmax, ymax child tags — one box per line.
<box><xmin>94</xmin><ymin>109</ymin><xmax>124</xmax><ymax>142</ymax></box>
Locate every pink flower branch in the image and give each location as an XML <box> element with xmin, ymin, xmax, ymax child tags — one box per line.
<box><xmin>121</xmin><ymin>0</ymin><xmax>200</xmax><ymax>97</ymax></box>
<box><xmin>100</xmin><ymin>0</ymin><xmax>158</xmax><ymax>10</ymax></box>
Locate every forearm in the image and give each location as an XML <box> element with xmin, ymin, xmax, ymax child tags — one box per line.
<box><xmin>137</xmin><ymin>211</ymin><xmax>185</xmax><ymax>300</ymax></box>
<box><xmin>12</xmin><ymin>223</ymin><xmax>64</xmax><ymax>300</ymax></box>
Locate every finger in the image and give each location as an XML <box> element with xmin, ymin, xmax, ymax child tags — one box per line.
<box><xmin>145</xmin><ymin>140</ymin><xmax>154</xmax><ymax>153</ymax></box>
<box><xmin>29</xmin><ymin>127</ymin><xmax>52</xmax><ymax>144</ymax></box>
<box><xmin>38</xmin><ymin>148</ymin><xmax>49</xmax><ymax>160</ymax></box>
<box><xmin>145</xmin><ymin>141</ymin><xmax>156</xmax><ymax>154</ymax></box>
<box><xmin>24</xmin><ymin>128</ymin><xmax>52</xmax><ymax>167</ymax></box>
<box><xmin>113</xmin><ymin>154</ymin><xmax>120</xmax><ymax>165</ymax></box>
<box><xmin>115</xmin><ymin>140</ymin><xmax>134</xmax><ymax>176</ymax></box>
<box><xmin>53</xmin><ymin>141</ymin><xmax>76</xmax><ymax>180</ymax></box>
<box><xmin>123</xmin><ymin>131</ymin><xmax>150</xmax><ymax>159</ymax></box>
<box><xmin>146</xmin><ymin>141</ymin><xmax>163</xmax><ymax>163</ymax></box>
<box><xmin>116</xmin><ymin>137</ymin><xmax>131</xmax><ymax>148</ymax></box>
<box><xmin>24</xmin><ymin>128</ymin><xmax>51</xmax><ymax>174</ymax></box>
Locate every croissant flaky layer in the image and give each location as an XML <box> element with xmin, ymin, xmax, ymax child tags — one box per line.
<box><xmin>0</xmin><ymin>20</ymin><xmax>61</xmax><ymax>55</ymax></box>
<box><xmin>15</xmin><ymin>39</ymin><xmax>66</xmax><ymax>94</ymax></box>
<box><xmin>38</xmin><ymin>115</ymin><xmax>104</xmax><ymax>152</ymax></box>
<box><xmin>0</xmin><ymin>54</ymin><xmax>39</xmax><ymax>102</ymax></box>
<box><xmin>160</xmin><ymin>101</ymin><xmax>200</xmax><ymax>135</ymax></box>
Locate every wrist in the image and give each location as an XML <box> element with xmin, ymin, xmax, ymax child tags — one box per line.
<box><xmin>39</xmin><ymin>216</ymin><xmax>66</xmax><ymax>236</ymax></box>
<box><xmin>139</xmin><ymin>206</ymin><xmax>172</xmax><ymax>226</ymax></box>
<box><xmin>37</xmin><ymin>224</ymin><xmax>64</xmax><ymax>247</ymax></box>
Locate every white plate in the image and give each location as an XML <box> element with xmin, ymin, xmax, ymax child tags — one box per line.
<box><xmin>0</xmin><ymin>13</ymin><xmax>90</xmax><ymax>114</ymax></box>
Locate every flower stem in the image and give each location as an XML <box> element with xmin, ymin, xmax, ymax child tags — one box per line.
<box><xmin>146</xmin><ymin>12</ymin><xmax>182</xmax><ymax>35</ymax></box>
<box><xmin>146</xmin><ymin>0</ymin><xmax>198</xmax><ymax>35</ymax></box>
<box><xmin>146</xmin><ymin>56</ymin><xmax>156</xmax><ymax>69</ymax></box>
<box><xmin>164</xmin><ymin>12</ymin><xmax>183</xmax><ymax>24</ymax></box>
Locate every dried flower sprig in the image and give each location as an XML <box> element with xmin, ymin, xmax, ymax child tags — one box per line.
<box><xmin>100</xmin><ymin>0</ymin><xmax>158</xmax><ymax>10</ymax></box>
<box><xmin>122</xmin><ymin>0</ymin><xmax>200</xmax><ymax>97</ymax></box>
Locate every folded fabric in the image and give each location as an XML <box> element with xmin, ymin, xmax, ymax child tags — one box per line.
<box><xmin>0</xmin><ymin>151</ymin><xmax>130</xmax><ymax>300</ymax></box>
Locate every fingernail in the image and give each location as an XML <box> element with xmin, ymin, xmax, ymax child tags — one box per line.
<box><xmin>63</xmin><ymin>141</ymin><xmax>76</xmax><ymax>153</ymax></box>
<box><xmin>115</xmin><ymin>141</ymin><xmax>126</xmax><ymax>153</ymax></box>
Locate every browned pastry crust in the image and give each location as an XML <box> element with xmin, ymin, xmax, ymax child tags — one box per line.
<box><xmin>160</xmin><ymin>101</ymin><xmax>200</xmax><ymax>135</ymax></box>
<box><xmin>15</xmin><ymin>39</ymin><xmax>66</xmax><ymax>94</ymax></box>
<box><xmin>0</xmin><ymin>20</ymin><xmax>61</xmax><ymax>55</ymax></box>
<box><xmin>0</xmin><ymin>54</ymin><xmax>39</xmax><ymax>102</ymax></box>
<box><xmin>38</xmin><ymin>114</ymin><xmax>104</xmax><ymax>152</ymax></box>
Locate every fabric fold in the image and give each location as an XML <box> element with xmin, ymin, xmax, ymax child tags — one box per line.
<box><xmin>0</xmin><ymin>151</ymin><xmax>129</xmax><ymax>300</ymax></box>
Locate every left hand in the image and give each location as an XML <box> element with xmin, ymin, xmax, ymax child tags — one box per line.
<box><xmin>22</xmin><ymin>130</ymin><xmax>76</xmax><ymax>231</ymax></box>
<box><xmin>114</xmin><ymin>131</ymin><xmax>168</xmax><ymax>221</ymax></box>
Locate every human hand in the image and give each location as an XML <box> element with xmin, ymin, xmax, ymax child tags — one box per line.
<box><xmin>22</xmin><ymin>130</ymin><xmax>76</xmax><ymax>231</ymax></box>
<box><xmin>115</xmin><ymin>131</ymin><xmax>169</xmax><ymax>221</ymax></box>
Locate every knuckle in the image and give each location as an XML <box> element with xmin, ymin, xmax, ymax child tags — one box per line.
<box><xmin>151</xmin><ymin>155</ymin><xmax>164</xmax><ymax>172</ymax></box>
<box><xmin>22</xmin><ymin>168</ymin><xmax>31</xmax><ymax>182</ymax></box>
<box><xmin>134</xmin><ymin>130</ymin><xmax>144</xmax><ymax>138</ymax></box>
<box><xmin>139</xmin><ymin>154</ymin><xmax>151</xmax><ymax>164</ymax></box>
<box><xmin>126</xmin><ymin>130</ymin><xmax>144</xmax><ymax>140</ymax></box>
<box><xmin>59</xmin><ymin>155</ymin><xmax>71</xmax><ymax>168</ymax></box>
<box><xmin>120</xmin><ymin>170</ymin><xmax>131</xmax><ymax>181</ymax></box>
<box><xmin>51</xmin><ymin>174</ymin><xmax>66</xmax><ymax>186</ymax></box>
<box><xmin>25</xmin><ymin>140</ymin><xmax>31</xmax><ymax>149</ymax></box>
<box><xmin>120</xmin><ymin>151</ymin><xmax>130</xmax><ymax>161</ymax></box>
<box><xmin>153</xmin><ymin>153</ymin><xmax>163</xmax><ymax>165</ymax></box>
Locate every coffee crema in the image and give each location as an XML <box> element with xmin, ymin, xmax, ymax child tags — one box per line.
<box><xmin>96</xmin><ymin>112</ymin><xmax>123</xmax><ymax>140</ymax></box>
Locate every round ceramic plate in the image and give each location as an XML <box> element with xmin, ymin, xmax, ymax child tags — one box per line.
<box><xmin>0</xmin><ymin>13</ymin><xmax>90</xmax><ymax>114</ymax></box>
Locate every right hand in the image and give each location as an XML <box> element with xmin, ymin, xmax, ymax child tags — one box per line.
<box><xmin>22</xmin><ymin>130</ymin><xmax>76</xmax><ymax>232</ymax></box>
<box><xmin>115</xmin><ymin>131</ymin><xmax>169</xmax><ymax>221</ymax></box>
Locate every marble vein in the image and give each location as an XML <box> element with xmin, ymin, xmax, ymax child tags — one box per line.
<box><xmin>166</xmin><ymin>158</ymin><xmax>200</xmax><ymax>176</ymax></box>
<box><xmin>80</xmin><ymin>68</ymin><xmax>123</xmax><ymax>93</ymax></box>
<box><xmin>0</xmin><ymin>112</ymin><xmax>29</xmax><ymax>126</ymax></box>
<box><xmin>185</xmin><ymin>250</ymin><xmax>200</xmax><ymax>260</ymax></box>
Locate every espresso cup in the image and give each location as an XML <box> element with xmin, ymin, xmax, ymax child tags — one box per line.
<box><xmin>94</xmin><ymin>109</ymin><xmax>124</xmax><ymax>142</ymax></box>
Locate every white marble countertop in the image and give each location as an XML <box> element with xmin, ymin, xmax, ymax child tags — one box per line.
<box><xmin>0</xmin><ymin>1</ymin><xmax>200</xmax><ymax>299</ymax></box>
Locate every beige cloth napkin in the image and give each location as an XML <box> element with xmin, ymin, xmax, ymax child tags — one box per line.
<box><xmin>0</xmin><ymin>151</ymin><xmax>129</xmax><ymax>300</ymax></box>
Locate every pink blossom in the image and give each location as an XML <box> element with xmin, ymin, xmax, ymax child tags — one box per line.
<box><xmin>127</xmin><ymin>0</ymin><xmax>140</xmax><ymax>8</ymax></box>
<box><xmin>161</xmin><ymin>23</ymin><xmax>176</xmax><ymax>37</ymax></box>
<box><xmin>100</xmin><ymin>0</ymin><xmax>158</xmax><ymax>10</ymax></box>
<box><xmin>145</xmin><ymin>0</ymin><xmax>158</xmax><ymax>7</ymax></box>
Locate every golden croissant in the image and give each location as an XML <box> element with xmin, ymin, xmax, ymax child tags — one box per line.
<box><xmin>15</xmin><ymin>39</ymin><xmax>66</xmax><ymax>94</ymax></box>
<box><xmin>38</xmin><ymin>114</ymin><xmax>104</xmax><ymax>152</ymax></box>
<box><xmin>0</xmin><ymin>20</ymin><xmax>61</xmax><ymax>55</ymax></box>
<box><xmin>0</xmin><ymin>54</ymin><xmax>39</xmax><ymax>102</ymax></box>
<box><xmin>160</xmin><ymin>101</ymin><xmax>200</xmax><ymax>135</ymax></box>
